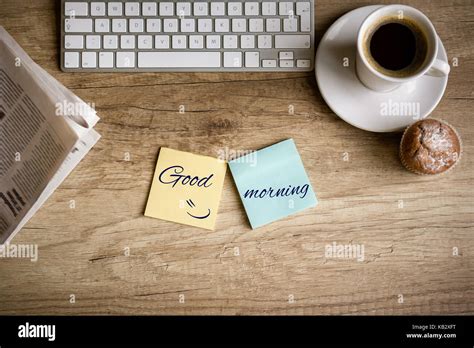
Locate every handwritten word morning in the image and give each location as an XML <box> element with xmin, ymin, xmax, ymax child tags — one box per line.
<box><xmin>244</xmin><ymin>184</ymin><xmax>309</xmax><ymax>199</ymax></box>
<box><xmin>159</xmin><ymin>166</ymin><xmax>214</xmax><ymax>188</ymax></box>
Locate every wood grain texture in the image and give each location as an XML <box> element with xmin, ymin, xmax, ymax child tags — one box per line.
<box><xmin>0</xmin><ymin>0</ymin><xmax>472</xmax><ymax>315</ymax></box>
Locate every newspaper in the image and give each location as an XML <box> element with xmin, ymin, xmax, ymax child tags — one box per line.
<box><xmin>0</xmin><ymin>26</ymin><xmax>100</xmax><ymax>244</ymax></box>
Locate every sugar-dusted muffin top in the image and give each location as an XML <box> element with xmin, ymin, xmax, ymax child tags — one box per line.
<box><xmin>400</xmin><ymin>119</ymin><xmax>461</xmax><ymax>175</ymax></box>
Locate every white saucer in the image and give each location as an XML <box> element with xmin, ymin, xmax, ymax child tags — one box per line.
<box><xmin>315</xmin><ymin>5</ymin><xmax>449</xmax><ymax>133</ymax></box>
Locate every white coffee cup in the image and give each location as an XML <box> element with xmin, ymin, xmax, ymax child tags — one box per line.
<box><xmin>356</xmin><ymin>5</ymin><xmax>450</xmax><ymax>92</ymax></box>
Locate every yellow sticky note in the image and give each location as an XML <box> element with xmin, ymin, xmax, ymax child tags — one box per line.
<box><xmin>145</xmin><ymin>147</ymin><xmax>227</xmax><ymax>230</ymax></box>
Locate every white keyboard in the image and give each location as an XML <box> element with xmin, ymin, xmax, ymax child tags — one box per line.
<box><xmin>60</xmin><ymin>0</ymin><xmax>315</xmax><ymax>72</ymax></box>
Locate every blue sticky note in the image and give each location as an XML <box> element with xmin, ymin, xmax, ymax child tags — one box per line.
<box><xmin>228</xmin><ymin>139</ymin><xmax>318</xmax><ymax>229</ymax></box>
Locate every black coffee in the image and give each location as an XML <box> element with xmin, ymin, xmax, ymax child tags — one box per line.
<box><xmin>365</xmin><ymin>17</ymin><xmax>428</xmax><ymax>77</ymax></box>
<box><xmin>371</xmin><ymin>23</ymin><xmax>416</xmax><ymax>71</ymax></box>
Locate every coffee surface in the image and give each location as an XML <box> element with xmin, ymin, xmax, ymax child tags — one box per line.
<box><xmin>370</xmin><ymin>22</ymin><xmax>417</xmax><ymax>71</ymax></box>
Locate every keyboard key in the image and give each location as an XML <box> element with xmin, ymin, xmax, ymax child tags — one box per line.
<box><xmin>172</xmin><ymin>35</ymin><xmax>187</xmax><ymax>49</ymax></box>
<box><xmin>176</xmin><ymin>2</ymin><xmax>191</xmax><ymax>17</ymax></box>
<box><xmin>266</xmin><ymin>18</ymin><xmax>280</xmax><ymax>32</ymax></box>
<box><xmin>280</xmin><ymin>60</ymin><xmax>294</xmax><ymax>68</ymax></box>
<box><xmin>103</xmin><ymin>35</ymin><xmax>118</xmax><ymax>49</ymax></box>
<box><xmin>228</xmin><ymin>2</ymin><xmax>242</xmax><ymax>16</ymax></box>
<box><xmin>223</xmin><ymin>35</ymin><xmax>237</xmax><ymax>48</ymax></box>
<box><xmin>296</xmin><ymin>59</ymin><xmax>311</xmax><ymax>68</ymax></box>
<box><xmin>279</xmin><ymin>2</ymin><xmax>294</xmax><ymax>16</ymax></box>
<box><xmin>262</xmin><ymin>59</ymin><xmax>277</xmax><ymax>67</ymax></box>
<box><xmin>146</xmin><ymin>19</ymin><xmax>161</xmax><ymax>32</ymax></box>
<box><xmin>64</xmin><ymin>52</ymin><xmax>79</xmax><ymax>68</ymax></box>
<box><xmin>155</xmin><ymin>35</ymin><xmax>170</xmax><ymax>48</ymax></box>
<box><xmin>245</xmin><ymin>52</ymin><xmax>259</xmax><ymax>67</ymax></box>
<box><xmin>138</xmin><ymin>52</ymin><xmax>220</xmax><ymax>68</ymax></box>
<box><xmin>163</xmin><ymin>19</ymin><xmax>178</xmax><ymax>32</ymax></box>
<box><xmin>65</xmin><ymin>19</ymin><xmax>93</xmax><ymax>32</ymax></box>
<box><xmin>99</xmin><ymin>52</ymin><xmax>114</xmax><ymax>67</ymax></box>
<box><xmin>181</xmin><ymin>19</ymin><xmax>195</xmax><ymax>32</ymax></box>
<box><xmin>112</xmin><ymin>19</ymin><xmax>126</xmax><ymax>32</ymax></box>
<box><xmin>86</xmin><ymin>35</ymin><xmax>101</xmax><ymax>49</ymax></box>
<box><xmin>125</xmin><ymin>2</ymin><xmax>140</xmax><ymax>16</ymax></box>
<box><xmin>215</xmin><ymin>19</ymin><xmax>229</xmax><ymax>32</ymax></box>
<box><xmin>245</xmin><ymin>2</ymin><xmax>259</xmax><ymax>15</ymax></box>
<box><xmin>224</xmin><ymin>52</ymin><xmax>242</xmax><ymax>68</ymax></box>
<box><xmin>138</xmin><ymin>35</ymin><xmax>153</xmax><ymax>49</ymax></box>
<box><xmin>95</xmin><ymin>18</ymin><xmax>110</xmax><ymax>32</ymax></box>
<box><xmin>279</xmin><ymin>51</ymin><xmax>293</xmax><ymax>59</ymax></box>
<box><xmin>64</xmin><ymin>35</ymin><xmax>84</xmax><ymax>49</ymax></box>
<box><xmin>108</xmin><ymin>2</ymin><xmax>123</xmax><ymax>16</ymax></box>
<box><xmin>130</xmin><ymin>19</ymin><xmax>144</xmax><ymax>32</ymax></box>
<box><xmin>232</xmin><ymin>19</ymin><xmax>246</xmax><ymax>32</ymax></box>
<box><xmin>262</xmin><ymin>2</ymin><xmax>276</xmax><ymax>15</ymax></box>
<box><xmin>211</xmin><ymin>2</ymin><xmax>225</xmax><ymax>16</ymax></box>
<box><xmin>283</xmin><ymin>18</ymin><xmax>298</xmax><ymax>32</ymax></box>
<box><xmin>65</xmin><ymin>2</ymin><xmax>88</xmax><ymax>17</ymax></box>
<box><xmin>159</xmin><ymin>2</ymin><xmax>174</xmax><ymax>16</ymax></box>
<box><xmin>249</xmin><ymin>19</ymin><xmax>264</xmax><ymax>32</ymax></box>
<box><xmin>198</xmin><ymin>19</ymin><xmax>212</xmax><ymax>32</ymax></box>
<box><xmin>241</xmin><ymin>35</ymin><xmax>255</xmax><ymax>49</ymax></box>
<box><xmin>142</xmin><ymin>2</ymin><xmax>157</xmax><ymax>16</ymax></box>
<box><xmin>296</xmin><ymin>2</ymin><xmax>311</xmax><ymax>15</ymax></box>
<box><xmin>300</xmin><ymin>13</ymin><xmax>311</xmax><ymax>32</ymax></box>
<box><xmin>257</xmin><ymin>35</ymin><xmax>272</xmax><ymax>48</ymax></box>
<box><xmin>194</xmin><ymin>2</ymin><xmax>208</xmax><ymax>16</ymax></box>
<box><xmin>189</xmin><ymin>35</ymin><xmax>204</xmax><ymax>49</ymax></box>
<box><xmin>117</xmin><ymin>52</ymin><xmax>135</xmax><ymax>68</ymax></box>
<box><xmin>90</xmin><ymin>2</ymin><xmax>106</xmax><ymax>16</ymax></box>
<box><xmin>206</xmin><ymin>35</ymin><xmax>221</xmax><ymax>49</ymax></box>
<box><xmin>121</xmin><ymin>35</ymin><xmax>136</xmax><ymax>49</ymax></box>
<box><xmin>82</xmin><ymin>52</ymin><xmax>97</xmax><ymax>68</ymax></box>
<box><xmin>275</xmin><ymin>35</ymin><xmax>311</xmax><ymax>48</ymax></box>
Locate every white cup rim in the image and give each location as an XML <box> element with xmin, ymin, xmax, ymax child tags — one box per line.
<box><xmin>357</xmin><ymin>4</ymin><xmax>439</xmax><ymax>83</ymax></box>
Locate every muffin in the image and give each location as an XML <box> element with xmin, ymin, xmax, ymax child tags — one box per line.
<box><xmin>400</xmin><ymin>119</ymin><xmax>462</xmax><ymax>175</ymax></box>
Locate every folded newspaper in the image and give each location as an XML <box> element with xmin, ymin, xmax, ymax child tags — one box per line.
<box><xmin>0</xmin><ymin>26</ymin><xmax>101</xmax><ymax>244</ymax></box>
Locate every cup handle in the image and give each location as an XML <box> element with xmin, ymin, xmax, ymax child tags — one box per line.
<box><xmin>426</xmin><ymin>58</ymin><xmax>451</xmax><ymax>77</ymax></box>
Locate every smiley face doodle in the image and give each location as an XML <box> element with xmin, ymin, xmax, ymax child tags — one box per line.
<box><xmin>185</xmin><ymin>199</ymin><xmax>211</xmax><ymax>219</ymax></box>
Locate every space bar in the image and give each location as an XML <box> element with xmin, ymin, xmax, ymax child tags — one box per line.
<box><xmin>138</xmin><ymin>52</ymin><xmax>221</xmax><ymax>68</ymax></box>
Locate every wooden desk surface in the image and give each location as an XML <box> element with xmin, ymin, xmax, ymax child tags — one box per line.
<box><xmin>0</xmin><ymin>0</ymin><xmax>472</xmax><ymax>315</ymax></box>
